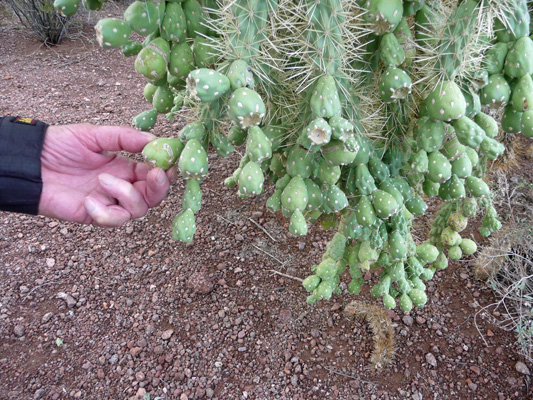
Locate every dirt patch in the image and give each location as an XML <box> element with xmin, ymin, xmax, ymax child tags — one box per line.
<box><xmin>0</xmin><ymin>7</ymin><xmax>531</xmax><ymax>400</ymax></box>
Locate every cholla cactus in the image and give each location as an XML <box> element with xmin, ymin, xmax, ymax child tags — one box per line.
<box><xmin>90</xmin><ymin>0</ymin><xmax>533</xmax><ymax>310</ymax></box>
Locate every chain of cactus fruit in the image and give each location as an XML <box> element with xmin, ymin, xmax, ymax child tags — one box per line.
<box><xmin>88</xmin><ymin>0</ymin><xmax>533</xmax><ymax>310</ymax></box>
<box><xmin>54</xmin><ymin>0</ymin><xmax>109</xmax><ymax>16</ymax></box>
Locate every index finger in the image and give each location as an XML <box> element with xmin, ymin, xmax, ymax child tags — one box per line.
<box><xmin>78</xmin><ymin>124</ymin><xmax>156</xmax><ymax>154</ymax></box>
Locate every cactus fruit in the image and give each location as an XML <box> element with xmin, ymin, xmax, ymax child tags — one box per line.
<box><xmin>425</xmin><ymin>81</ymin><xmax>467</xmax><ymax>122</ymax></box>
<box><xmin>228</xmin><ymin>88</ymin><xmax>266</xmax><ymax>129</ymax></box>
<box><xmin>504</xmin><ymin>37</ymin><xmax>533</xmax><ymax>78</ymax></box>
<box><xmin>362</xmin><ymin>0</ymin><xmax>404</xmax><ymax>34</ymax></box>
<box><xmin>427</xmin><ymin>151</ymin><xmax>452</xmax><ymax>183</ymax></box>
<box><xmin>379</xmin><ymin>67</ymin><xmax>412</xmax><ymax>103</ymax></box>
<box><xmin>298</xmin><ymin>118</ymin><xmax>332</xmax><ymax>151</ymax></box>
<box><xmin>178</xmin><ymin>139</ymin><xmax>209</xmax><ymax>180</ymax></box>
<box><xmin>186</xmin><ymin>69</ymin><xmax>231</xmax><ymax>102</ymax></box>
<box><xmin>238</xmin><ymin>161</ymin><xmax>264</xmax><ymax>197</ymax></box>
<box><xmin>415</xmin><ymin>117</ymin><xmax>446</xmax><ymax>153</ymax></box>
<box><xmin>226</xmin><ymin>60</ymin><xmax>255</xmax><ymax>90</ymax></box>
<box><xmin>133</xmin><ymin>108</ymin><xmax>158</xmax><ymax>132</ymax></box>
<box><xmin>372</xmin><ymin>190</ymin><xmax>399</xmax><ymax>219</ymax></box>
<box><xmin>310</xmin><ymin>76</ymin><xmax>342</xmax><ymax>118</ymax></box>
<box><xmin>124</xmin><ymin>1</ymin><xmax>161</xmax><ymax>36</ymax></box>
<box><xmin>522</xmin><ymin>110</ymin><xmax>533</xmax><ymax>138</ymax></box>
<box><xmin>95</xmin><ymin>18</ymin><xmax>131</xmax><ymax>49</ymax></box>
<box><xmin>161</xmin><ymin>2</ymin><xmax>187</xmax><ymax>43</ymax></box>
<box><xmin>452</xmin><ymin>116</ymin><xmax>486</xmax><ymax>148</ymax></box>
<box><xmin>511</xmin><ymin>74</ymin><xmax>533</xmax><ymax>112</ymax></box>
<box><xmin>172</xmin><ymin>208</ymin><xmax>197</xmax><ymax>242</ymax></box>
<box><xmin>481</xmin><ymin>74</ymin><xmax>512</xmax><ymax>109</ymax></box>
<box><xmin>142</xmin><ymin>138</ymin><xmax>184</xmax><ymax>170</ymax></box>
<box><xmin>54</xmin><ymin>0</ymin><xmax>80</xmax><ymax>17</ymax></box>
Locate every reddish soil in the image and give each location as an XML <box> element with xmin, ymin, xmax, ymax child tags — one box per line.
<box><xmin>0</xmin><ymin>8</ymin><xmax>531</xmax><ymax>400</ymax></box>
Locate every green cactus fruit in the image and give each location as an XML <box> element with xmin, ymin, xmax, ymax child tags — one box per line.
<box><xmin>152</xmin><ymin>85</ymin><xmax>174</xmax><ymax>113</ymax></box>
<box><xmin>388</xmin><ymin>261</ymin><xmax>405</xmax><ymax>281</ymax></box>
<box><xmin>388</xmin><ymin>230</ymin><xmax>407</xmax><ymax>261</ymax></box>
<box><xmin>160</xmin><ymin>2</ymin><xmax>187</xmax><ymax>42</ymax></box>
<box><xmin>227</xmin><ymin>126</ymin><xmax>247</xmax><ymax>146</ymax></box>
<box><xmin>339</xmin><ymin>210</ymin><xmax>363</xmax><ymax>239</ymax></box>
<box><xmin>316</xmin><ymin>258</ymin><xmax>337</xmax><ymax>281</ymax></box>
<box><xmin>504</xmin><ymin>37</ymin><xmax>533</xmax><ymax>78</ymax></box>
<box><xmin>179</xmin><ymin>123</ymin><xmax>205</xmax><ymax>145</ymax></box>
<box><xmin>464</xmin><ymin>147</ymin><xmax>479</xmax><ymax>168</ymax></box>
<box><xmin>419</xmin><ymin>267</ymin><xmax>436</xmax><ymax>281</ymax></box>
<box><xmin>415</xmin><ymin>117</ymin><xmax>446</xmax><ymax>153</ymax></box>
<box><xmin>95</xmin><ymin>18</ymin><xmax>131</xmax><ymax>49</ymax></box>
<box><xmin>522</xmin><ymin>110</ymin><xmax>533</xmax><ymax>138</ymax></box>
<box><xmin>447</xmin><ymin>175</ymin><xmax>467</xmax><ymax>200</ymax></box>
<box><xmin>133</xmin><ymin>108</ymin><xmax>158</xmax><ymax>132</ymax></box>
<box><xmin>472</xmin><ymin>70</ymin><xmax>489</xmax><ymax>91</ymax></box>
<box><xmin>484</xmin><ymin>42</ymin><xmax>508</xmax><ymax>74</ymax></box>
<box><xmin>462</xmin><ymin>197</ymin><xmax>478</xmax><ymax>217</ymax></box>
<box><xmin>210</xmin><ymin>130</ymin><xmax>235</xmax><ymax>158</ymax></box>
<box><xmin>287</xmin><ymin>147</ymin><xmax>316</xmax><ymax>179</ymax></box>
<box><xmin>186</xmin><ymin>69</ymin><xmax>230</xmax><ymax>103</ymax></box>
<box><xmin>409</xmin><ymin>150</ymin><xmax>429</xmax><ymax>173</ymax></box>
<box><xmin>372</xmin><ymin>189</ymin><xmax>399</xmax><ymax>219</ymax></box>
<box><xmin>303</xmin><ymin>179</ymin><xmax>323</xmax><ymax>212</ymax></box>
<box><xmin>309</xmin><ymin>76</ymin><xmax>342</xmax><ymax>118</ymax></box>
<box><xmin>382</xmin><ymin>293</ymin><xmax>396</xmax><ymax>309</ymax></box>
<box><xmin>238</xmin><ymin>161</ymin><xmax>264</xmax><ymax>197</ymax></box>
<box><xmin>405</xmin><ymin>195</ymin><xmax>427</xmax><ymax>216</ymax></box>
<box><xmin>316</xmin><ymin>281</ymin><xmax>334</xmax><ymax>300</ymax></box>
<box><xmin>398</xmin><ymin>293</ymin><xmax>413</xmax><ymax>311</ymax></box>
<box><xmin>389</xmin><ymin>177</ymin><xmax>412</xmax><ymax>202</ymax></box>
<box><xmin>321</xmin><ymin>140</ymin><xmax>358</xmax><ymax>166</ymax></box>
<box><xmin>348</xmin><ymin>278</ymin><xmax>363</xmax><ymax>295</ymax></box>
<box><xmin>379</xmin><ymin>180</ymin><xmax>404</xmax><ymax>206</ymax></box>
<box><xmin>465</xmin><ymin>176</ymin><xmax>489</xmax><ymax>197</ymax></box>
<box><xmin>142</xmin><ymin>137</ymin><xmax>184</xmax><ymax>170</ymax></box>
<box><xmin>441</xmin><ymin>137</ymin><xmax>465</xmax><ymax>161</ymax></box>
<box><xmin>358</xmin><ymin>240</ymin><xmax>378</xmax><ymax>263</ymax></box>
<box><xmin>363</xmin><ymin>0</ymin><xmax>404</xmax><ymax>34</ymax></box>
<box><xmin>410</xmin><ymin>276</ymin><xmax>426</xmax><ymax>292</ymax></box>
<box><xmin>473</xmin><ymin>112</ymin><xmax>498</xmax><ymax>139</ymax></box>
<box><xmin>452</xmin><ymin>116</ymin><xmax>486</xmax><ymax>148</ymax></box>
<box><xmin>481</xmin><ymin>74</ymin><xmax>511</xmax><ymax>109</ymax></box>
<box><xmin>448</xmin><ymin>245</ymin><xmax>463</xmax><ymax>260</ymax></box>
<box><xmin>408</xmin><ymin>288</ymin><xmax>427</xmax><ymax>308</ymax></box>
<box><xmin>324</xmin><ymin>185</ymin><xmax>349</xmax><ymax>212</ymax></box>
<box><xmin>433</xmin><ymin>252</ymin><xmax>448</xmax><ymax>270</ymax></box>
<box><xmin>425</xmin><ymin>81</ymin><xmax>467</xmax><ymax>122</ymax></box>
<box><xmin>178</xmin><ymin>138</ymin><xmax>208</xmax><ymax>180</ymax></box>
<box><xmin>462</xmin><ymin>86</ymin><xmax>482</xmax><ymax>119</ymax></box>
<box><xmin>297</xmin><ymin>118</ymin><xmax>332</xmax><ymax>151</ymax></box>
<box><xmin>228</xmin><ymin>88</ymin><xmax>266</xmax><ymax>129</ymax></box>
<box><xmin>329</xmin><ymin>115</ymin><xmax>354</xmax><ymax>142</ymax></box>
<box><xmin>323</xmin><ymin>232</ymin><xmax>346</xmax><ymax>262</ymax></box>
<box><xmin>502</xmin><ymin>103</ymin><xmax>524</xmax><ymax>134</ymax></box>
<box><xmin>422</xmin><ymin>178</ymin><xmax>440</xmax><ymax>197</ymax></box>
<box><xmin>427</xmin><ymin>151</ymin><xmax>452</xmax><ymax>183</ymax></box>
<box><xmin>397</xmin><ymin>276</ymin><xmax>412</xmax><ymax>294</ymax></box>
<box><xmin>124</xmin><ymin>1</ymin><xmax>160</xmax><ymax>36</ymax></box>
<box><xmin>351</xmin><ymin>136</ymin><xmax>372</xmax><ymax>165</ymax></box>
<box><xmin>303</xmin><ymin>275</ymin><xmax>321</xmax><ymax>292</ymax></box>
<box><xmin>182</xmin><ymin>0</ymin><xmax>209</xmax><ymax>38</ymax></box>
<box><xmin>281</xmin><ymin>176</ymin><xmax>308</xmax><ymax>213</ymax></box>
<box><xmin>479</xmin><ymin>137</ymin><xmax>505</xmax><ymax>160</ymax></box>
<box><xmin>355</xmin><ymin>195</ymin><xmax>377</xmax><ymax>227</ymax></box>
<box><xmin>441</xmin><ymin>226</ymin><xmax>462</xmax><ymax>247</ymax></box>
<box><xmin>180</xmin><ymin>179</ymin><xmax>201</xmax><ymax>213</ymax></box>
<box><xmin>266</xmin><ymin>188</ymin><xmax>282</xmax><ymax>212</ymax></box>
<box><xmin>316</xmin><ymin>160</ymin><xmax>341</xmax><ymax>186</ymax></box>
<box><xmin>135</xmin><ymin>40</ymin><xmax>169</xmax><ymax>83</ymax></box>
<box><xmin>226</xmin><ymin>60</ymin><xmax>255</xmax><ymax>90</ymax></box>
<box><xmin>54</xmin><ymin>0</ymin><xmax>80</xmax><ymax>16</ymax></box>
<box><xmin>192</xmin><ymin>37</ymin><xmax>216</xmax><ymax>68</ymax></box>
<box><xmin>354</xmin><ymin>164</ymin><xmax>377</xmax><ymax>195</ymax></box>
<box><xmin>172</xmin><ymin>208</ymin><xmax>197</xmax><ymax>242</ymax></box>
<box><xmin>406</xmin><ymin>171</ymin><xmax>424</xmax><ymax>188</ymax></box>
<box><xmin>416</xmin><ymin>243</ymin><xmax>439</xmax><ymax>264</ymax></box>
<box><xmin>122</xmin><ymin>40</ymin><xmax>143</xmax><ymax>57</ymax></box>
<box><xmin>379</xmin><ymin>67</ymin><xmax>412</xmax><ymax>103</ymax></box>
<box><xmin>368</xmin><ymin>156</ymin><xmax>390</xmax><ymax>182</ymax></box>
<box><xmin>275</xmin><ymin>174</ymin><xmax>291</xmax><ymax>192</ymax></box>
<box><xmin>245</xmin><ymin>126</ymin><xmax>272</xmax><ymax>163</ymax></box>
<box><xmin>380</xmin><ymin>32</ymin><xmax>405</xmax><ymax>66</ymax></box>
<box><xmin>406</xmin><ymin>256</ymin><xmax>424</xmax><ymax>278</ymax></box>
<box><xmin>447</xmin><ymin>212</ymin><xmax>468</xmax><ymax>232</ymax></box>
<box><xmin>289</xmin><ymin>209</ymin><xmax>308</xmax><ymax>236</ymax></box>
<box><xmin>511</xmin><ymin>74</ymin><xmax>533</xmax><ymax>112</ymax></box>
<box><xmin>262</xmin><ymin>126</ymin><xmax>287</xmax><ymax>152</ymax></box>
<box><xmin>459</xmin><ymin>238</ymin><xmax>477</xmax><ymax>255</ymax></box>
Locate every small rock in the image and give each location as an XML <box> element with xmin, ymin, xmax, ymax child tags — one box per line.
<box><xmin>34</xmin><ymin>388</ymin><xmax>45</xmax><ymax>399</ymax></box>
<box><xmin>108</xmin><ymin>354</ymin><xmax>119</xmax><ymax>365</ymax></box>
<box><xmin>279</xmin><ymin>309</ymin><xmax>292</xmax><ymax>322</ymax></box>
<box><xmin>55</xmin><ymin>292</ymin><xmax>77</xmax><ymax>308</ymax></box>
<box><xmin>186</xmin><ymin>271</ymin><xmax>214</xmax><ymax>295</ymax></box>
<box><xmin>46</xmin><ymin>258</ymin><xmax>55</xmax><ymax>268</ymax></box>
<box><xmin>135</xmin><ymin>371</ymin><xmax>145</xmax><ymax>382</ymax></box>
<box><xmin>469</xmin><ymin>365</ymin><xmax>481</xmax><ymax>375</ymax></box>
<box><xmin>402</xmin><ymin>316</ymin><xmax>413</xmax><ymax>326</ymax></box>
<box><xmin>161</xmin><ymin>329</ymin><xmax>174</xmax><ymax>340</ymax></box>
<box><xmin>515</xmin><ymin>361</ymin><xmax>530</xmax><ymax>375</ymax></box>
<box><xmin>130</xmin><ymin>347</ymin><xmax>142</xmax><ymax>357</ymax></box>
<box><xmin>206</xmin><ymin>388</ymin><xmax>214</xmax><ymax>398</ymax></box>
<box><xmin>135</xmin><ymin>388</ymin><xmax>146</xmax><ymax>399</ymax></box>
<box><xmin>14</xmin><ymin>324</ymin><xmax>25</xmax><ymax>337</ymax></box>
<box><xmin>42</xmin><ymin>312</ymin><xmax>53</xmax><ymax>323</ymax></box>
<box><xmin>425</xmin><ymin>352</ymin><xmax>437</xmax><ymax>367</ymax></box>
<box><xmin>311</xmin><ymin>328</ymin><xmax>320</xmax><ymax>338</ymax></box>
<box><xmin>19</xmin><ymin>285</ymin><xmax>30</xmax><ymax>293</ymax></box>
<box><xmin>416</xmin><ymin>316</ymin><xmax>426</xmax><ymax>325</ymax></box>
<box><xmin>468</xmin><ymin>382</ymin><xmax>478</xmax><ymax>391</ymax></box>
<box><xmin>235</xmin><ymin>234</ymin><xmax>244</xmax><ymax>241</ymax></box>
<box><xmin>298</xmin><ymin>242</ymin><xmax>305</xmax><ymax>250</ymax></box>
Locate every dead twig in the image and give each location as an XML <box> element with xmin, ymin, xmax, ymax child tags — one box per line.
<box><xmin>22</xmin><ymin>281</ymin><xmax>58</xmax><ymax>302</ymax></box>
<box><xmin>248</xmin><ymin>218</ymin><xmax>278</xmax><ymax>242</ymax></box>
<box><xmin>251</xmin><ymin>244</ymin><xmax>285</xmax><ymax>265</ymax></box>
<box><xmin>269</xmin><ymin>269</ymin><xmax>303</xmax><ymax>282</ymax></box>
<box><xmin>321</xmin><ymin>366</ymin><xmax>377</xmax><ymax>385</ymax></box>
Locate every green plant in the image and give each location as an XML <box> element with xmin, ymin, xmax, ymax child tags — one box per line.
<box><xmin>93</xmin><ymin>0</ymin><xmax>533</xmax><ymax>310</ymax></box>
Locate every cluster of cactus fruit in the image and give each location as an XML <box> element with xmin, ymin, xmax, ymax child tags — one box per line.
<box><xmin>88</xmin><ymin>0</ymin><xmax>533</xmax><ymax>310</ymax></box>
<box><xmin>54</xmin><ymin>0</ymin><xmax>108</xmax><ymax>16</ymax></box>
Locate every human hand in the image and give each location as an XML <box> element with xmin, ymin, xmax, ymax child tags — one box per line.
<box><xmin>38</xmin><ymin>123</ymin><xmax>176</xmax><ymax>227</ymax></box>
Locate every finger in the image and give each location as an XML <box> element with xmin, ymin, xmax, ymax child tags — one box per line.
<box><xmin>84</xmin><ymin>196</ymin><xmax>131</xmax><ymax>228</ymax></box>
<box><xmin>81</xmin><ymin>125</ymin><xmax>156</xmax><ymax>154</ymax></box>
<box><xmin>143</xmin><ymin>167</ymin><xmax>171</xmax><ymax>207</ymax></box>
<box><xmin>98</xmin><ymin>173</ymin><xmax>149</xmax><ymax>219</ymax></box>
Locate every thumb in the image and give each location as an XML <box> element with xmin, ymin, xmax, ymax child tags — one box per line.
<box><xmin>80</xmin><ymin>124</ymin><xmax>156</xmax><ymax>154</ymax></box>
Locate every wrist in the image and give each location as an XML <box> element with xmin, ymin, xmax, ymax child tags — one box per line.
<box><xmin>0</xmin><ymin>116</ymin><xmax>48</xmax><ymax>215</ymax></box>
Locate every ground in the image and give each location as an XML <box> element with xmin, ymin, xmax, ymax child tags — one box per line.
<box><xmin>0</xmin><ymin>8</ymin><xmax>531</xmax><ymax>400</ymax></box>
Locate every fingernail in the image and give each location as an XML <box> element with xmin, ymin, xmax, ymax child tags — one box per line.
<box><xmin>85</xmin><ymin>197</ymin><xmax>97</xmax><ymax>213</ymax></box>
<box><xmin>138</xmin><ymin>130</ymin><xmax>156</xmax><ymax>140</ymax></box>
<box><xmin>156</xmin><ymin>168</ymin><xmax>166</xmax><ymax>184</ymax></box>
<box><xmin>99</xmin><ymin>173</ymin><xmax>117</xmax><ymax>186</ymax></box>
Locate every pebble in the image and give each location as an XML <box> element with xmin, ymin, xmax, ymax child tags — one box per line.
<box><xmin>402</xmin><ymin>316</ymin><xmax>413</xmax><ymax>326</ymax></box>
<box><xmin>235</xmin><ymin>234</ymin><xmax>244</xmax><ymax>241</ymax></box>
<box><xmin>161</xmin><ymin>329</ymin><xmax>174</xmax><ymax>340</ymax></box>
<box><xmin>34</xmin><ymin>388</ymin><xmax>45</xmax><ymax>399</ymax></box>
<box><xmin>109</xmin><ymin>354</ymin><xmax>119</xmax><ymax>365</ymax></box>
<box><xmin>425</xmin><ymin>352</ymin><xmax>437</xmax><ymax>367</ymax></box>
<box><xmin>42</xmin><ymin>312</ymin><xmax>53</xmax><ymax>323</ymax></box>
<box><xmin>515</xmin><ymin>361</ymin><xmax>530</xmax><ymax>375</ymax></box>
<box><xmin>19</xmin><ymin>285</ymin><xmax>29</xmax><ymax>293</ymax></box>
<box><xmin>416</xmin><ymin>316</ymin><xmax>426</xmax><ymax>325</ymax></box>
<box><xmin>14</xmin><ymin>324</ymin><xmax>25</xmax><ymax>337</ymax></box>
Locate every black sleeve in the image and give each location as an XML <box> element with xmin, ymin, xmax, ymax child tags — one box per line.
<box><xmin>0</xmin><ymin>116</ymin><xmax>48</xmax><ymax>215</ymax></box>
